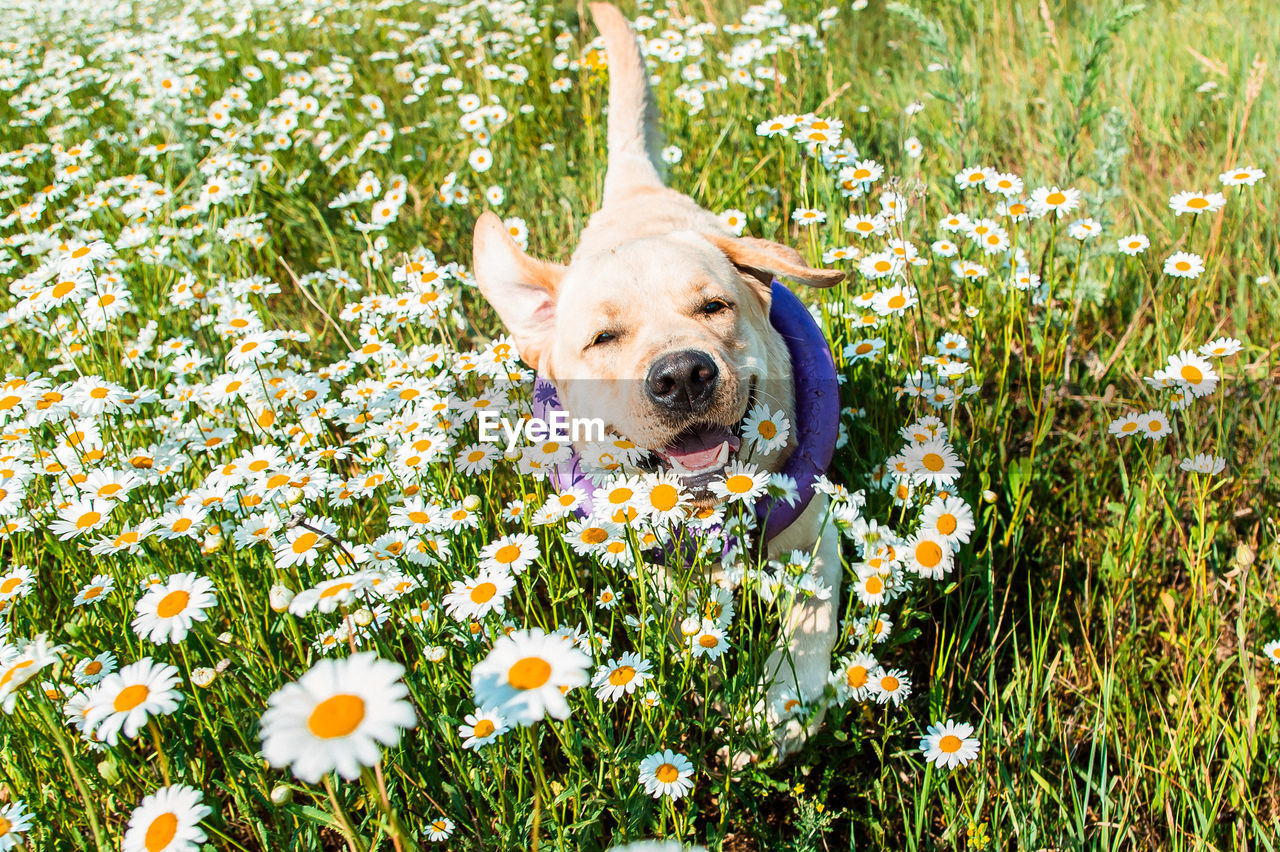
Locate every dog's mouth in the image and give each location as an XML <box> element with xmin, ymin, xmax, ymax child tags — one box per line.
<box><xmin>655</xmin><ymin>425</ymin><xmax>742</xmax><ymax>478</ymax></box>
<box><xmin>642</xmin><ymin>378</ymin><xmax>756</xmax><ymax>493</ymax></box>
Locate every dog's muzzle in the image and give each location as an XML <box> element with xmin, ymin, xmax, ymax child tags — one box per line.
<box><xmin>645</xmin><ymin>349</ymin><xmax>719</xmax><ymax>414</ymax></box>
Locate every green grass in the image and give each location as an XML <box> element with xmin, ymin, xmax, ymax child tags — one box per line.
<box><xmin>0</xmin><ymin>0</ymin><xmax>1277</xmax><ymax>849</ymax></box>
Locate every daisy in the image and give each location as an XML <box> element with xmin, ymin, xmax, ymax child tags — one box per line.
<box><xmin>470</xmin><ymin>628</ymin><xmax>590</xmax><ymax>725</ymax></box>
<box><xmin>830</xmin><ymin>653</ymin><xmax>878</xmax><ymax>704</ymax></box>
<box><xmin>1199</xmin><ymin>336</ymin><xmax>1242</xmax><ymax>358</ymax></box>
<box><xmin>478</xmin><ymin>532</ymin><xmax>540</xmax><ymax>575</ymax></box>
<box><xmin>1219</xmin><ymin>166</ymin><xmax>1265</xmax><ymax>187</ymax></box>
<box><xmin>1116</xmin><ymin>233</ymin><xmax>1149</xmax><ymax>255</ymax></box>
<box><xmin>869</xmin><ymin>668</ymin><xmax>912</xmax><ymax>705</ymax></box>
<box><xmin>73</xmin><ymin>651</ymin><xmax>118</xmax><ymax>686</ymax></box>
<box><xmin>1262</xmin><ymin>640</ymin><xmax>1280</xmax><ymax>667</ymax></box>
<box><xmin>1139</xmin><ymin>410</ymin><xmax>1172</xmax><ymax>440</ymax></box>
<box><xmin>1029</xmin><ymin>185</ymin><xmax>1080</xmax><ymax>218</ymax></box>
<box><xmin>843</xmin><ymin>214</ymin><xmax>886</xmax><ymax>239</ymax></box>
<box><xmin>719</xmin><ymin>209</ymin><xmax>748</xmax><ymax>235</ymax></box>
<box><xmin>844</xmin><ymin>337</ymin><xmax>887</xmax><ymax>362</ymax></box>
<box><xmin>637</xmin><ymin>749</ymin><xmax>694</xmax><ymax>799</ymax></box>
<box><xmin>84</xmin><ymin>658</ymin><xmax>183</xmax><ymax>746</ymax></box>
<box><xmin>1166</xmin><ymin>350</ymin><xmax>1218</xmax><ymax>397</ymax></box>
<box><xmin>1163</xmin><ymin>252</ymin><xmax>1204</xmax><ymax>279</ymax></box>
<box><xmin>709</xmin><ymin>461</ymin><xmax>769</xmax><ymax>503</ymax></box>
<box><xmin>871</xmin><ymin>283</ymin><xmax>918</xmax><ymax>315</ymax></box>
<box><xmin>259</xmin><ymin>653</ymin><xmax>417</xmax><ymax>783</ymax></box>
<box><xmin>274</xmin><ymin>517</ymin><xmax>338</xmax><ymax>569</ymax></box>
<box><xmin>905</xmin><ymin>530</ymin><xmax>953</xmax><ymax>579</ymax></box>
<box><xmin>920</xmin><ymin>495</ymin><xmax>975</xmax><ymax>548</ymax></box>
<box><xmin>921</xmin><ymin>719</ymin><xmax>980</xmax><ymax>769</ymax></box>
<box><xmin>1180</xmin><ymin>454</ymin><xmax>1226</xmax><ymax>475</ymax></box>
<box><xmin>852</xmin><ymin>564</ymin><xmax>890</xmax><ymax>606</ymax></box>
<box><xmin>903</xmin><ymin>438</ymin><xmax>964</xmax><ymax>487</ymax></box>
<box><xmin>48</xmin><ymin>497</ymin><xmax>113</xmax><ymax>539</ymax></box>
<box><xmin>0</xmin><ymin>636</ymin><xmax>61</xmax><ymax>713</ymax></box>
<box><xmin>0</xmin><ymin>801</ymin><xmax>33</xmax><ymax>851</ymax></box>
<box><xmin>459</xmin><ymin>707</ymin><xmax>508</xmax><ymax>750</ymax></box>
<box><xmin>741</xmin><ymin>405</ymin><xmax>791</xmax><ymax>456</ymax></box>
<box><xmin>121</xmin><ymin>785</ymin><xmax>212</xmax><ymax>852</ymax></box>
<box><xmin>636</xmin><ymin>472</ymin><xmax>689</xmax><ymax>523</ymax></box>
<box><xmin>442</xmin><ymin>570</ymin><xmax>515</xmax><ymax>621</ymax></box>
<box><xmin>596</xmin><ymin>475</ymin><xmax>645</xmax><ymax>524</ymax></box>
<box><xmin>591</xmin><ymin>652</ymin><xmax>654</xmax><ymax>702</ymax></box>
<box><xmin>288</xmin><ymin>574</ymin><xmax>374</xmax><ymax>616</ymax></box>
<box><xmin>690</xmin><ymin>619</ymin><xmax>731</xmax><ymax>660</ymax></box>
<box><xmin>132</xmin><ymin>573</ymin><xmax>218</xmax><ymax>644</ymax></box>
<box><xmin>1108</xmin><ymin>413</ymin><xmax>1143</xmax><ymax>439</ymax></box>
<box><xmin>0</xmin><ymin>565</ymin><xmax>34</xmax><ymax>602</ymax></box>
<box><xmin>953</xmin><ymin>165</ymin><xmax>993</xmax><ymax>189</ymax></box>
<box><xmin>1169</xmin><ymin>190</ymin><xmax>1226</xmax><ymax>216</ymax></box>
<box><xmin>425</xmin><ymin>816</ymin><xmax>455</xmax><ymax>842</ymax></box>
<box><xmin>791</xmin><ymin>207</ymin><xmax>826</xmax><ymax>226</ymax></box>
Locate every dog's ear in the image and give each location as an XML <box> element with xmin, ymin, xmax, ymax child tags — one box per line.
<box><xmin>703</xmin><ymin>233</ymin><xmax>845</xmax><ymax>290</ymax></box>
<box><xmin>472</xmin><ymin>211</ymin><xmax>565</xmax><ymax>371</ymax></box>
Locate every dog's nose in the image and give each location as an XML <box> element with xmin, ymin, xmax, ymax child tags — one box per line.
<box><xmin>646</xmin><ymin>350</ymin><xmax>719</xmax><ymax>412</ymax></box>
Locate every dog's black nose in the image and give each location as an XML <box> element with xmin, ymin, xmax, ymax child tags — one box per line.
<box><xmin>646</xmin><ymin>350</ymin><xmax>719</xmax><ymax>412</ymax></box>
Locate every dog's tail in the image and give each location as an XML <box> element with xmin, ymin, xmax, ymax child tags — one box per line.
<box><xmin>589</xmin><ymin>3</ymin><xmax>665</xmax><ymax>202</ymax></box>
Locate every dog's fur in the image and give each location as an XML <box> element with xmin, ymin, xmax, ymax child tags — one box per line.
<box><xmin>472</xmin><ymin>2</ymin><xmax>844</xmax><ymax>756</ymax></box>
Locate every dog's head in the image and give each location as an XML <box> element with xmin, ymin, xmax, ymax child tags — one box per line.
<box><xmin>472</xmin><ymin>212</ymin><xmax>841</xmax><ymax>501</ymax></box>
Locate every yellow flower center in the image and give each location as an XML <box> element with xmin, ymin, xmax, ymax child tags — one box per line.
<box><xmin>846</xmin><ymin>665</ymin><xmax>867</xmax><ymax>688</ymax></box>
<box><xmin>608</xmin><ymin>666</ymin><xmax>636</xmax><ymax>686</ymax></box>
<box><xmin>114</xmin><ymin>683</ymin><xmax>150</xmax><ymax>712</ymax></box>
<box><xmin>76</xmin><ymin>511</ymin><xmax>102</xmax><ymax>529</ymax></box>
<box><xmin>916</xmin><ymin>541</ymin><xmax>943</xmax><ymax>568</ymax></box>
<box><xmin>936</xmin><ymin>514</ymin><xmax>957</xmax><ymax>535</ymax></box>
<box><xmin>649</xmin><ymin>483</ymin><xmax>678</xmax><ymax>512</ymax></box>
<box><xmin>939</xmin><ymin>734</ymin><xmax>962</xmax><ymax>753</ymax></box>
<box><xmin>144</xmin><ymin>812</ymin><xmax>179</xmax><ymax>851</ymax></box>
<box><xmin>307</xmin><ymin>693</ymin><xmax>365</xmax><ymax>739</ymax></box>
<box><xmin>725</xmin><ymin>474</ymin><xmax>754</xmax><ymax>494</ymax></box>
<box><xmin>655</xmin><ymin>763</ymin><xmax>680</xmax><ymax>783</ymax></box>
<box><xmin>470</xmin><ymin>582</ymin><xmax>497</xmax><ymax>603</ymax></box>
<box><xmin>508</xmin><ymin>657</ymin><xmax>552</xmax><ymax>690</ymax></box>
<box><xmin>290</xmin><ymin>532</ymin><xmax>319</xmax><ymax>554</ymax></box>
<box><xmin>921</xmin><ymin>452</ymin><xmax>945</xmax><ymax>472</ymax></box>
<box><xmin>472</xmin><ymin>719</ymin><xmax>495</xmax><ymax>738</ymax></box>
<box><xmin>493</xmin><ymin>544</ymin><xmax>521</xmax><ymax>564</ymax></box>
<box><xmin>156</xmin><ymin>590</ymin><xmax>190</xmax><ymax>618</ymax></box>
<box><xmin>1045</xmin><ymin>191</ymin><xmax>1066</xmax><ymax>205</ymax></box>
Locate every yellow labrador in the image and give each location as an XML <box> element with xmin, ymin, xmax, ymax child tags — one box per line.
<box><xmin>472</xmin><ymin>2</ymin><xmax>844</xmax><ymax>756</ymax></box>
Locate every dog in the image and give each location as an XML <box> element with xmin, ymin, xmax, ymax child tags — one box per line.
<box><xmin>471</xmin><ymin>2</ymin><xmax>845</xmax><ymax>757</ymax></box>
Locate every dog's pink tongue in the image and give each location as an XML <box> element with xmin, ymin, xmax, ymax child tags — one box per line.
<box><xmin>660</xmin><ymin>426</ymin><xmax>741</xmax><ymax>471</ymax></box>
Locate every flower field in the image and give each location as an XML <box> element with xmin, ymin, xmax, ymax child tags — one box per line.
<box><xmin>0</xmin><ymin>0</ymin><xmax>1277</xmax><ymax>849</ymax></box>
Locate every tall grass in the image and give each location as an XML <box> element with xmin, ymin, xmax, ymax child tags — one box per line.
<box><xmin>0</xmin><ymin>0</ymin><xmax>1276</xmax><ymax>849</ymax></box>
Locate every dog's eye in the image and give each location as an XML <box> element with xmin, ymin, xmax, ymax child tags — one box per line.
<box><xmin>701</xmin><ymin>299</ymin><xmax>731</xmax><ymax>315</ymax></box>
<box><xmin>590</xmin><ymin>331</ymin><xmax>617</xmax><ymax>347</ymax></box>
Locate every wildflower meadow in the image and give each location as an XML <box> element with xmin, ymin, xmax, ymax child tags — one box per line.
<box><xmin>0</xmin><ymin>0</ymin><xmax>1277</xmax><ymax>849</ymax></box>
